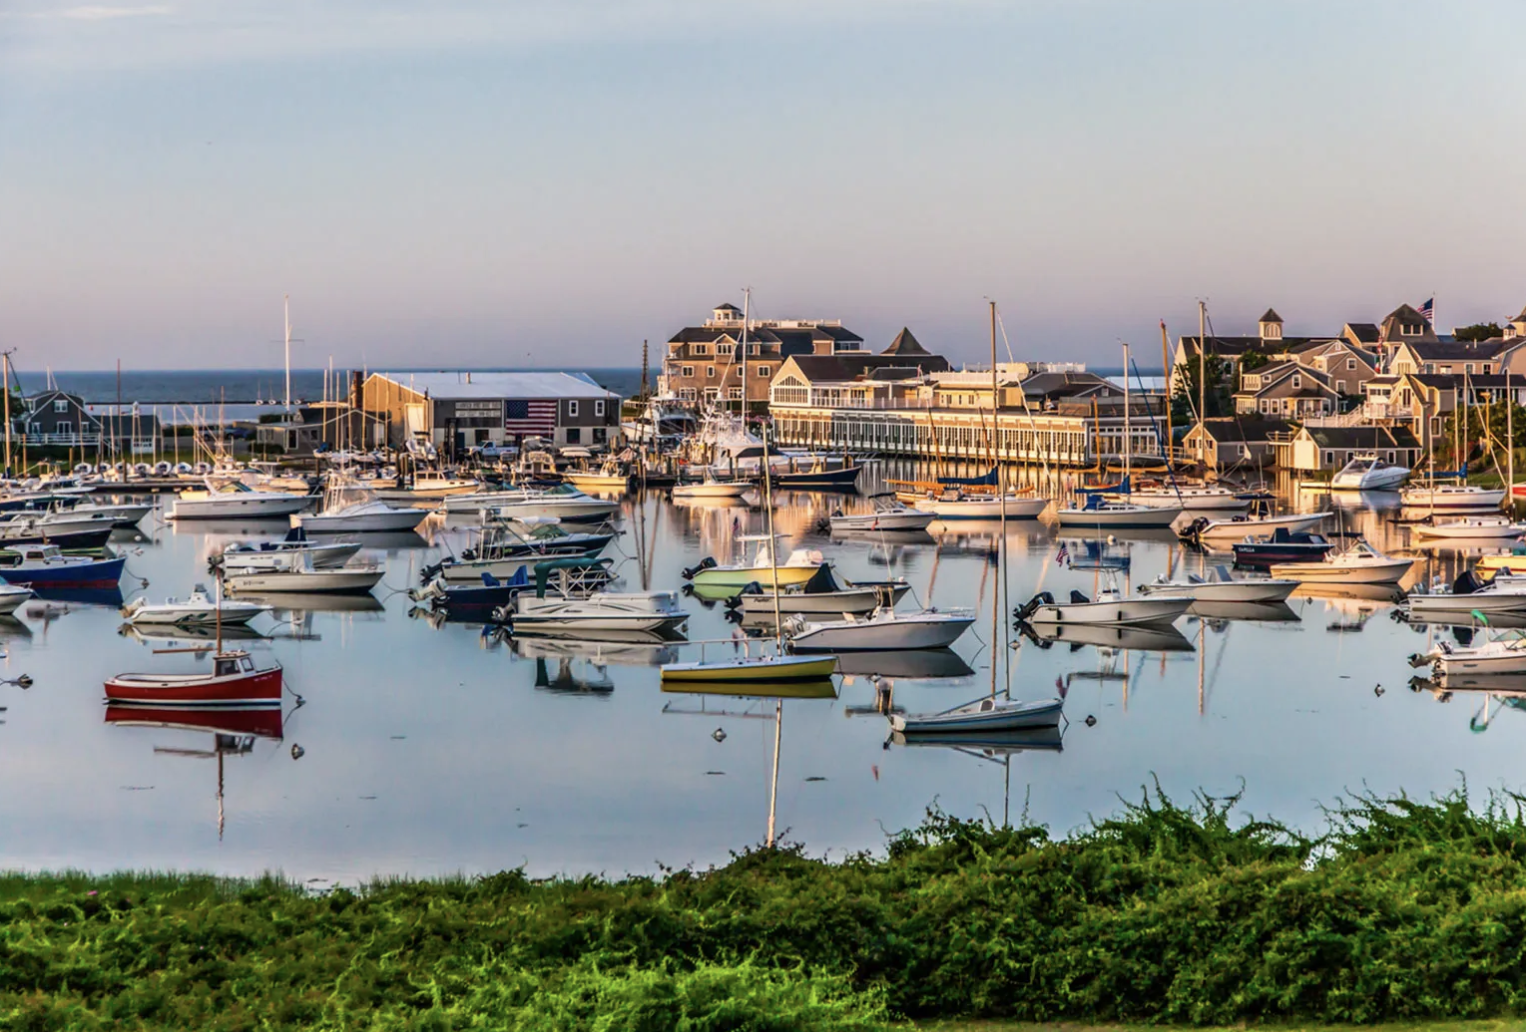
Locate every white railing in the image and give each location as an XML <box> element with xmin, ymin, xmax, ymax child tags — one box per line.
<box><xmin>16</xmin><ymin>432</ymin><xmax>103</xmax><ymax>446</ymax></box>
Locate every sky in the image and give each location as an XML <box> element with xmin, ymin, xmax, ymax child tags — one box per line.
<box><xmin>1</xmin><ymin>0</ymin><xmax>1523</xmax><ymax>371</ymax></box>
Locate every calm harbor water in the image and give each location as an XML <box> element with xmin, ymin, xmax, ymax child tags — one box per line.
<box><xmin>0</xmin><ymin>475</ymin><xmax>1512</xmax><ymax>882</ymax></box>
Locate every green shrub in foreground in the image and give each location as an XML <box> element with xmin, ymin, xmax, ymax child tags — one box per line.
<box><xmin>7</xmin><ymin>784</ymin><xmax>1526</xmax><ymax>1029</ymax></box>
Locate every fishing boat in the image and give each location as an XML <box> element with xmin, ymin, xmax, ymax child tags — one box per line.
<box><xmin>1410</xmin><ymin>517</ymin><xmax>1523</xmax><ymax>542</ymax></box>
<box><xmin>731</xmin><ymin>564</ymin><xmax>911</xmax><ymax>617</ymax></box>
<box><xmin>104</xmin><ymin>650</ymin><xmax>283</xmax><ymax>707</ymax></box>
<box><xmin>890</xmin><ymin>695</ymin><xmax>1064</xmax><ymax>733</ymax></box>
<box><xmin>826</xmin><ymin>496</ymin><xmax>936</xmax><ymax>532</ymax></box>
<box><xmin>38</xmin><ymin>502</ymin><xmax>152</xmax><ymax>531</ymax></box>
<box><xmin>1330</xmin><ymin>453</ymin><xmax>1409</xmax><ymax>491</ymax></box>
<box><xmin>1137</xmin><ymin>566</ymin><xmax>1298</xmax><ymax>603</ymax></box>
<box><xmin>508</xmin><ymin>588</ymin><xmax>689</xmax><ymax>635</ymax></box>
<box><xmin>167</xmin><ymin>479</ymin><xmax>313</xmax><ymax>520</ymax></box>
<box><xmin>423</xmin><ymin>519</ymin><xmax>612</xmax><ymax>583</ymax></box>
<box><xmin>1015</xmin><ymin>585</ymin><xmax>1193</xmax><ymax>626</ymax></box>
<box><xmin>1055</xmin><ymin>493</ymin><xmax>1182</xmax><ymax>530</ymax></box>
<box><xmin>296</xmin><ymin>498</ymin><xmax>429</xmax><ymax>533</ymax></box>
<box><xmin>682</xmin><ymin>534</ymin><xmax>824</xmax><ymax>592</ymax></box>
<box><xmin>0</xmin><ymin>517</ymin><xmax>113</xmax><ymax>550</ymax></box>
<box><xmin>223</xmin><ymin>550</ymin><xmax>384</xmax><ymax>595</ymax></box>
<box><xmin>446</xmin><ymin>484</ymin><xmax>618</xmax><ymax>523</ymax></box>
<box><xmin>1400</xmin><ymin>484</ymin><xmax>1506</xmax><ymax>510</ymax></box>
<box><xmin>1181</xmin><ymin>511</ymin><xmax>1328</xmax><ymax>546</ymax></box>
<box><xmin>1267</xmin><ymin>540</ymin><xmax>1413</xmax><ymax>585</ymax></box>
<box><xmin>787</xmin><ymin>606</ymin><xmax>975</xmax><ymax>652</ymax></box>
<box><xmin>1231</xmin><ymin>528</ymin><xmax>1336</xmax><ymax>569</ymax></box>
<box><xmin>0</xmin><ymin>544</ymin><xmax>126</xmax><ymax>589</ymax></box>
<box><xmin>121</xmin><ymin>585</ymin><xmax>269</xmax><ymax>626</ymax></box>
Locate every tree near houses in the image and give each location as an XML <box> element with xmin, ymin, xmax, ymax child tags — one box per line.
<box><xmin>1171</xmin><ymin>352</ymin><xmax>1233</xmax><ymax>425</ymax></box>
<box><xmin>1454</xmin><ymin>322</ymin><xmax>1502</xmax><ymax>342</ymax></box>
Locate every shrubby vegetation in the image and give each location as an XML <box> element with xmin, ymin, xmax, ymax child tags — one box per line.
<box><xmin>5</xmin><ymin>785</ymin><xmax>1526</xmax><ymax>1029</ymax></box>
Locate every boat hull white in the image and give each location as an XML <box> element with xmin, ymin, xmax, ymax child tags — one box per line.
<box><xmin>1191</xmin><ymin>513</ymin><xmax>1328</xmax><ymax>543</ymax></box>
<box><xmin>1138</xmin><ymin>580</ymin><xmax>1297</xmax><ymax>603</ymax></box>
<box><xmin>790</xmin><ymin>613</ymin><xmax>974</xmax><ymax>652</ymax></box>
<box><xmin>1267</xmin><ymin>560</ymin><xmax>1413</xmax><ymax>585</ymax></box>
<box><xmin>225</xmin><ymin>569</ymin><xmax>383</xmax><ymax>594</ymax></box>
<box><xmin>916</xmin><ymin>496</ymin><xmax>1049</xmax><ymax>520</ymax></box>
<box><xmin>1055</xmin><ymin>505</ymin><xmax>1182</xmax><ymax>529</ymax></box>
<box><xmin>891</xmin><ymin>696</ymin><xmax>1063</xmax><ymax>733</ymax></box>
<box><xmin>297</xmin><ymin>509</ymin><xmax>429</xmax><ymax>533</ymax></box>
<box><xmin>828</xmin><ymin>511</ymin><xmax>936</xmax><ymax>532</ymax></box>
<box><xmin>1026</xmin><ymin>597</ymin><xmax>1192</xmax><ymax>626</ymax></box>
<box><xmin>168</xmin><ymin>495</ymin><xmax>312</xmax><ymax>520</ymax></box>
<box><xmin>737</xmin><ymin>584</ymin><xmax>912</xmax><ymax>615</ymax></box>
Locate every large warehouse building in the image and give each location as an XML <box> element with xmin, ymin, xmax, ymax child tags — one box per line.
<box><xmin>359</xmin><ymin>371</ymin><xmax>622</xmax><ymax>452</ymax></box>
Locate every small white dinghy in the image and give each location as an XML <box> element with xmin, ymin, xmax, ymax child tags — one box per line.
<box><xmin>1403</xmin><ymin>572</ymin><xmax>1526</xmax><ymax>618</ymax></box>
<box><xmin>787</xmin><ymin>606</ymin><xmax>975</xmax><ymax>652</ymax></box>
<box><xmin>891</xmin><ymin>694</ymin><xmax>1064</xmax><ymax>734</ymax></box>
<box><xmin>1138</xmin><ymin>566</ymin><xmax>1298</xmax><ymax>603</ymax></box>
<box><xmin>223</xmin><ymin>550</ymin><xmax>384</xmax><ymax>595</ymax></box>
<box><xmin>1182</xmin><ymin>511</ymin><xmax>1328</xmax><ymax>545</ymax></box>
<box><xmin>827</xmin><ymin>496</ymin><xmax>936</xmax><ymax>532</ymax></box>
<box><xmin>1414</xmin><ymin>633</ymin><xmax>1526</xmax><ymax>676</ymax></box>
<box><xmin>121</xmin><ymin>584</ymin><xmax>270</xmax><ymax>626</ymax></box>
<box><xmin>672</xmin><ymin>475</ymin><xmax>751</xmax><ymax>500</ymax></box>
<box><xmin>1016</xmin><ymin>585</ymin><xmax>1193</xmax><ymax>626</ymax></box>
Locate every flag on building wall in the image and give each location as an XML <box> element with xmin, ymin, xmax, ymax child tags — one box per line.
<box><xmin>504</xmin><ymin>399</ymin><xmax>558</xmax><ymax>435</ymax></box>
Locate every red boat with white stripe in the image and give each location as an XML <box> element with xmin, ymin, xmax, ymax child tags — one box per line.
<box><xmin>104</xmin><ymin>650</ymin><xmax>282</xmax><ymax>707</ymax></box>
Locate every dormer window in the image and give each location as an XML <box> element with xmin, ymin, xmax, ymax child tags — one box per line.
<box><xmin>53</xmin><ymin>399</ymin><xmax>68</xmax><ymax>413</ymax></box>
<box><xmin>1402</xmin><ymin>322</ymin><xmax>1423</xmax><ymax>336</ymax></box>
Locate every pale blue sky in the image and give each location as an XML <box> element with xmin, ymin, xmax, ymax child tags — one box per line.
<box><xmin>2</xmin><ymin>0</ymin><xmax>1522</xmax><ymax>370</ymax></box>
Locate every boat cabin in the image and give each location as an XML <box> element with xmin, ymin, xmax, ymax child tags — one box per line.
<box><xmin>214</xmin><ymin>652</ymin><xmax>258</xmax><ymax>677</ymax></box>
<box><xmin>0</xmin><ymin>544</ymin><xmax>66</xmax><ymax>566</ymax></box>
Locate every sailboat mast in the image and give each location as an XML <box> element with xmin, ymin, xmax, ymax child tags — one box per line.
<box><xmin>283</xmin><ymin>294</ymin><xmax>292</xmax><ymax>412</ymax></box>
<box><xmin>1197</xmin><ymin>300</ymin><xmax>1207</xmax><ymax>464</ymax></box>
<box><xmin>739</xmin><ymin>288</ymin><xmax>750</xmax><ymax>418</ymax></box>
<box><xmin>989</xmin><ymin>300</ymin><xmax>1004</xmax><ymax>697</ymax></box>
<box><xmin>3</xmin><ymin>349</ymin><xmax>12</xmax><ymax>477</ymax></box>
<box><xmin>761</xmin><ymin>420</ymin><xmax>785</xmax><ymax>849</ymax></box>
<box><xmin>1123</xmin><ymin>341</ymin><xmax>1131</xmax><ymax>483</ymax></box>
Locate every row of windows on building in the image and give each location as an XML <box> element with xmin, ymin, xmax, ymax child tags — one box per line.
<box><xmin>676</xmin><ymin>344</ymin><xmax>765</xmax><ymax>358</ymax></box>
<box><xmin>677</xmin><ymin>365</ymin><xmax>772</xmax><ymax>379</ymax></box>
<box><xmin>771</xmin><ymin>416</ymin><xmax>1096</xmax><ymax>459</ymax></box>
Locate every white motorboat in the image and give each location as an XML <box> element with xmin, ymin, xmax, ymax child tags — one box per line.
<box><xmin>1183</xmin><ymin>511</ymin><xmax>1328</xmax><ymax>545</ymax></box>
<box><xmin>1016</xmin><ymin>585</ymin><xmax>1193</xmax><ymax>626</ymax></box>
<box><xmin>1138</xmin><ymin>566</ymin><xmax>1298</xmax><ymax>603</ymax></box>
<box><xmin>43</xmin><ymin>502</ymin><xmax>153</xmax><ymax>530</ymax></box>
<box><xmin>1330</xmin><ymin>453</ymin><xmax>1409</xmax><ymax>491</ymax></box>
<box><xmin>216</xmin><ymin>531</ymin><xmax>362</xmax><ymax>571</ymax></box>
<box><xmin>787</xmin><ymin>606</ymin><xmax>975</xmax><ymax>652</ymax></box>
<box><xmin>374</xmin><ymin>474</ymin><xmax>479</xmax><ymax>500</ymax></box>
<box><xmin>167</xmin><ymin>479</ymin><xmax>314</xmax><ymax>520</ymax></box>
<box><xmin>510</xmin><ymin>589</ymin><xmax>688</xmax><ymax>634</ymax></box>
<box><xmin>562</xmin><ymin>461</ymin><xmax>630</xmax><ymax>494</ymax></box>
<box><xmin>223</xmin><ymin>551</ymin><xmax>384</xmax><ymax>594</ymax></box>
<box><xmin>1410</xmin><ymin>517</ymin><xmax>1523</xmax><ymax>542</ymax></box>
<box><xmin>1104</xmin><ymin>484</ymin><xmax>1245</xmax><ymax>511</ymax></box>
<box><xmin>733</xmin><ymin>564</ymin><xmax>911</xmax><ymax>616</ymax></box>
<box><xmin>826</xmin><ymin>497</ymin><xmax>936</xmax><ymax>533</ymax></box>
<box><xmin>1268</xmin><ymin>540</ymin><xmax>1413</xmax><ymax>585</ymax></box>
<box><xmin>671</xmin><ymin>477</ymin><xmax>751</xmax><ymax>500</ymax></box>
<box><xmin>912</xmin><ymin>489</ymin><xmax>1050</xmax><ymax>520</ymax></box>
<box><xmin>486</xmin><ymin>486</ymin><xmax>620</xmax><ymax>524</ymax></box>
<box><xmin>121</xmin><ymin>585</ymin><xmax>270</xmax><ymax>626</ymax></box>
<box><xmin>296</xmin><ymin>499</ymin><xmax>430</xmax><ymax>534</ymax></box>
<box><xmin>1055</xmin><ymin>496</ymin><xmax>1182</xmax><ymax>529</ymax></box>
<box><xmin>1403</xmin><ymin>573</ymin><xmax>1526</xmax><ymax>618</ymax></box>
<box><xmin>0</xmin><ymin>584</ymin><xmax>33</xmax><ymax>615</ymax></box>
<box><xmin>890</xmin><ymin>695</ymin><xmax>1064</xmax><ymax>733</ymax></box>
<box><xmin>1400</xmin><ymin>484</ymin><xmax>1506</xmax><ymax>510</ymax></box>
<box><xmin>1415</xmin><ymin>635</ymin><xmax>1526</xmax><ymax>676</ymax></box>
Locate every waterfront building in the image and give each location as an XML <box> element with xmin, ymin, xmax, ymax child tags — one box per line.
<box><xmin>1232</xmin><ymin>362</ymin><xmax>1340</xmax><ymax>419</ymax></box>
<box><xmin>1269</xmin><ymin>424</ymin><xmax>1422</xmax><ymax>487</ymax></box>
<box><xmin>660</xmin><ymin>302</ymin><xmax>867</xmax><ymax>411</ymax></box>
<box><xmin>770</xmin><ymin>359</ymin><xmax>1166</xmax><ymax>468</ymax></box>
<box><xmin>359</xmin><ymin>372</ymin><xmax>620</xmax><ymax>452</ymax></box>
<box><xmin>14</xmin><ymin>389</ymin><xmax>101</xmax><ymax>447</ymax></box>
<box><xmin>1363</xmin><ymin>372</ymin><xmax>1526</xmax><ymax>455</ymax></box>
<box><xmin>1180</xmin><ymin>418</ymin><xmax>1292</xmax><ymax>470</ymax></box>
<box><xmin>1271</xmin><ymin>338</ymin><xmax>1381</xmax><ymax>396</ymax></box>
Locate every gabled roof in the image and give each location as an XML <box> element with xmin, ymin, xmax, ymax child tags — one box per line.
<box><xmin>779</xmin><ymin>354</ymin><xmax>946</xmax><ymax>384</ymax></box>
<box><xmin>714</xmin><ymin>302</ymin><xmax>741</xmax><ymax>312</ymax></box>
<box><xmin>1259</xmin><ymin>308</ymin><xmax>1282</xmax><ymax>323</ymax></box>
<box><xmin>1343</xmin><ymin>322</ymin><xmax>1381</xmax><ymax>344</ymax></box>
<box><xmin>1384</xmin><ymin>303</ymin><xmax>1428</xmax><ymax>322</ymax></box>
<box><xmin>369</xmin><ymin>371</ymin><xmax>618</xmax><ymax>400</ymax></box>
<box><xmin>1019</xmin><ymin>371</ymin><xmax>1119</xmax><ymax>398</ymax></box>
<box><xmin>1193</xmin><ymin>417</ymin><xmax>1292</xmax><ymax>443</ymax></box>
<box><xmin>882</xmin><ymin>327</ymin><xmax>930</xmax><ymax>357</ymax></box>
<box><xmin>1179</xmin><ymin>335</ymin><xmax>1329</xmax><ymax>358</ymax></box>
<box><xmin>1397</xmin><ymin>339</ymin><xmax>1512</xmax><ymax>362</ymax></box>
<box><xmin>1303</xmin><ymin>425</ymin><xmax>1421</xmax><ymax>450</ymax></box>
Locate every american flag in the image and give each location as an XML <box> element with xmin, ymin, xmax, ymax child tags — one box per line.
<box><xmin>1418</xmin><ymin>297</ymin><xmax>1435</xmax><ymax>323</ymax></box>
<box><xmin>504</xmin><ymin>399</ymin><xmax>558</xmax><ymax>436</ymax></box>
<box><xmin>1055</xmin><ymin>543</ymin><xmax>1069</xmax><ymax>566</ymax></box>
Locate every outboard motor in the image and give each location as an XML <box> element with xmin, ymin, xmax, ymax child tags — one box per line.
<box><xmin>1184</xmin><ymin>516</ymin><xmax>1212</xmax><ymax>542</ymax></box>
<box><xmin>420</xmin><ymin>561</ymin><xmax>444</xmax><ymax>583</ymax></box>
<box><xmin>724</xmin><ymin>581</ymin><xmax>764</xmax><ymax>609</ymax></box>
<box><xmin>1014</xmin><ymin>590</ymin><xmax>1055</xmax><ymax>623</ymax></box>
<box><xmin>681</xmin><ymin>556</ymin><xmax>717</xmax><ymax>580</ymax></box>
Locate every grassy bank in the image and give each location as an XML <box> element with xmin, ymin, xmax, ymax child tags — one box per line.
<box><xmin>6</xmin><ymin>786</ymin><xmax>1526</xmax><ymax>1030</ymax></box>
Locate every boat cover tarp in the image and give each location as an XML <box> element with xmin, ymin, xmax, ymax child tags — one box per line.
<box><xmin>801</xmin><ymin>564</ymin><xmax>842</xmax><ymax>595</ymax></box>
<box><xmin>937</xmin><ymin>467</ymin><xmax>999</xmax><ymax>487</ymax></box>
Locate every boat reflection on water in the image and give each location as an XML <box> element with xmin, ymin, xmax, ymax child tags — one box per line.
<box><xmin>1020</xmin><ymin>621</ymin><xmax>1195</xmax><ymax>653</ymax></box>
<box><xmin>29</xmin><ymin>586</ymin><xmax>125</xmax><ymax>608</ymax></box>
<box><xmin>889</xmin><ymin>725</ymin><xmax>1063</xmax><ymax>754</ymax></box>
<box><xmin>117</xmin><ymin>622</ymin><xmax>267</xmax><ymax>647</ymax></box>
<box><xmin>828</xmin><ymin>528</ymin><xmax>936</xmax><ymax>550</ymax></box>
<box><xmin>0</xmin><ymin>616</ymin><xmax>32</xmax><ymax>640</ymax></box>
<box><xmin>237</xmin><ymin>592</ymin><xmax>387</xmax><ymax>615</ymax></box>
<box><xmin>305</xmin><ymin>530</ymin><xmax>429</xmax><ymax>554</ymax></box>
<box><xmin>829</xmin><ymin>647</ymin><xmax>975</xmax><ymax>680</ymax></box>
<box><xmin>513</xmin><ymin>632</ymin><xmax>681</xmax><ymax>667</ymax></box>
<box><xmin>533</xmin><ymin>656</ymin><xmax>614</xmax><ymax>695</ymax></box>
<box><xmin>1293</xmin><ymin>583</ymin><xmax>1402</xmax><ymax>632</ymax></box>
<box><xmin>104</xmin><ymin>704</ymin><xmax>287</xmax><ymax>840</ymax></box>
<box><xmin>660</xmin><ymin>678</ymin><xmax>838</xmax><ymax>700</ymax></box>
<box><xmin>1186</xmin><ymin>600</ymin><xmax>1301</xmax><ymax>624</ymax></box>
